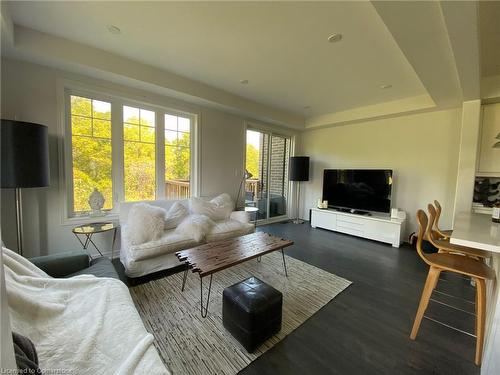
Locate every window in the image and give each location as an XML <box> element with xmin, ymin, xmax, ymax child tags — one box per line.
<box><xmin>69</xmin><ymin>95</ymin><xmax>112</xmax><ymax>213</ymax></box>
<box><xmin>245</xmin><ymin>129</ymin><xmax>290</xmax><ymax>221</ymax></box>
<box><xmin>64</xmin><ymin>87</ymin><xmax>197</xmax><ymax>219</ymax></box>
<box><xmin>165</xmin><ymin>114</ymin><xmax>191</xmax><ymax>199</ymax></box>
<box><xmin>123</xmin><ymin>106</ymin><xmax>156</xmax><ymax>201</ymax></box>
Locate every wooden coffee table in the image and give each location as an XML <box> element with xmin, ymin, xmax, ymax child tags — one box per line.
<box><xmin>176</xmin><ymin>232</ymin><xmax>294</xmax><ymax>317</ymax></box>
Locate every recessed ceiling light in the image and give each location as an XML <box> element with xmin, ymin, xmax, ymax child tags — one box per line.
<box><xmin>328</xmin><ymin>33</ymin><xmax>342</xmax><ymax>43</ymax></box>
<box><xmin>380</xmin><ymin>84</ymin><xmax>392</xmax><ymax>89</ymax></box>
<box><xmin>107</xmin><ymin>25</ymin><xmax>121</xmax><ymax>34</ymax></box>
<box><xmin>240</xmin><ymin>79</ymin><xmax>249</xmax><ymax>84</ymax></box>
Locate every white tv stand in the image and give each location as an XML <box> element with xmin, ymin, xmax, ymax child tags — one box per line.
<box><xmin>310</xmin><ymin>208</ymin><xmax>405</xmax><ymax>248</ymax></box>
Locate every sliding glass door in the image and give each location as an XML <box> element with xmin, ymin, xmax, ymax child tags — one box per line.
<box><xmin>245</xmin><ymin>129</ymin><xmax>291</xmax><ymax>221</ymax></box>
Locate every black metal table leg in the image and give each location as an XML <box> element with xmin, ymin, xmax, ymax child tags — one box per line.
<box><xmin>257</xmin><ymin>256</ymin><xmax>261</xmax><ymax>262</ymax></box>
<box><xmin>200</xmin><ymin>274</ymin><xmax>213</xmax><ymax>318</ymax></box>
<box><xmin>86</xmin><ymin>235</ymin><xmax>104</xmax><ymax>257</ymax></box>
<box><xmin>111</xmin><ymin>227</ymin><xmax>117</xmax><ymax>259</ymax></box>
<box><xmin>281</xmin><ymin>248</ymin><xmax>288</xmax><ymax>277</ymax></box>
<box><xmin>181</xmin><ymin>267</ymin><xmax>189</xmax><ymax>291</ymax></box>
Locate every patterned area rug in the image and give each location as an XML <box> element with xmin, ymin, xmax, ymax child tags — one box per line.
<box><xmin>130</xmin><ymin>252</ymin><xmax>351</xmax><ymax>375</ymax></box>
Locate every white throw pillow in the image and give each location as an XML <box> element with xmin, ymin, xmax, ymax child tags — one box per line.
<box><xmin>176</xmin><ymin>214</ymin><xmax>215</xmax><ymax>242</ymax></box>
<box><xmin>126</xmin><ymin>203</ymin><xmax>166</xmax><ymax>245</ymax></box>
<box><xmin>189</xmin><ymin>194</ymin><xmax>234</xmax><ymax>221</ymax></box>
<box><xmin>164</xmin><ymin>202</ymin><xmax>189</xmax><ymax>230</ymax></box>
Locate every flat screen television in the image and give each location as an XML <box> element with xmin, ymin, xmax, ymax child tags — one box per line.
<box><xmin>322</xmin><ymin>169</ymin><xmax>393</xmax><ymax>214</ymax></box>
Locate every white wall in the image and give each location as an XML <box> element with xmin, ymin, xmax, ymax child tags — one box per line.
<box><xmin>0</xmin><ymin>58</ymin><xmax>266</xmax><ymax>257</ymax></box>
<box><xmin>298</xmin><ymin>108</ymin><xmax>462</xmax><ymax>238</ymax></box>
<box><xmin>453</xmin><ymin>100</ymin><xmax>481</xmax><ymax>216</ymax></box>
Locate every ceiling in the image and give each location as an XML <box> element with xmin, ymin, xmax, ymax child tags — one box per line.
<box><xmin>2</xmin><ymin>1</ymin><xmax>426</xmax><ymax>117</ymax></box>
<box><xmin>1</xmin><ymin>1</ymin><xmax>496</xmax><ymax>128</ymax></box>
<box><xmin>479</xmin><ymin>1</ymin><xmax>500</xmax><ymax>77</ymax></box>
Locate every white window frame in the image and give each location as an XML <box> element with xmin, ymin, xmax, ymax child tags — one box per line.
<box><xmin>58</xmin><ymin>80</ymin><xmax>199</xmax><ymax>225</ymax></box>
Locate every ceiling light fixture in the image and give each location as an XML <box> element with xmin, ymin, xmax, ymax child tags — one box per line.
<box><xmin>379</xmin><ymin>84</ymin><xmax>392</xmax><ymax>89</ymax></box>
<box><xmin>240</xmin><ymin>79</ymin><xmax>249</xmax><ymax>84</ymax></box>
<box><xmin>107</xmin><ymin>25</ymin><xmax>121</xmax><ymax>34</ymax></box>
<box><xmin>328</xmin><ymin>33</ymin><xmax>343</xmax><ymax>43</ymax></box>
<box><xmin>303</xmin><ymin>106</ymin><xmax>311</xmax><ymax>110</ymax></box>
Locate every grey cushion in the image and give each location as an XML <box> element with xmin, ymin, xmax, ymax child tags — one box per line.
<box><xmin>12</xmin><ymin>332</ymin><xmax>40</xmax><ymax>373</ymax></box>
<box><xmin>29</xmin><ymin>251</ymin><xmax>90</xmax><ymax>278</ymax></box>
<box><xmin>67</xmin><ymin>257</ymin><xmax>119</xmax><ymax>279</ymax></box>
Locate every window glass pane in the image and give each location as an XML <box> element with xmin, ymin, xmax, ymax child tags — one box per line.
<box><xmin>165</xmin><ymin>114</ymin><xmax>177</xmax><ymax>131</ymax></box>
<box><xmin>178</xmin><ymin>132</ymin><xmax>190</xmax><ymax>148</ymax></box>
<box><xmin>141</xmin><ymin>126</ymin><xmax>155</xmax><ymax>143</ymax></box>
<box><xmin>93</xmin><ymin>119</ymin><xmax>111</xmax><ymax>139</ymax></box>
<box><xmin>164</xmin><ymin>113</ymin><xmax>190</xmax><ymax>200</ymax></box>
<box><xmin>70</xmin><ymin>96</ymin><xmax>113</xmax><ymax>214</ymax></box>
<box><xmin>71</xmin><ymin>96</ymin><xmax>91</xmax><ymax>117</ymax></box>
<box><xmin>124</xmin><ymin>106</ymin><xmax>156</xmax><ymax>201</ymax></box>
<box><xmin>124</xmin><ymin>142</ymin><xmax>156</xmax><ymax>201</ymax></box>
<box><xmin>123</xmin><ymin>106</ymin><xmax>140</xmax><ymax>124</ymax></box>
<box><xmin>140</xmin><ymin>109</ymin><xmax>155</xmax><ymax>127</ymax></box>
<box><xmin>92</xmin><ymin>100</ymin><xmax>111</xmax><ymax>120</ymax></box>
<box><xmin>124</xmin><ymin>124</ymin><xmax>140</xmax><ymax>141</ymax></box>
<box><xmin>178</xmin><ymin>117</ymin><xmax>190</xmax><ymax>133</ymax></box>
<box><xmin>165</xmin><ymin>130</ymin><xmax>178</xmax><ymax>145</ymax></box>
<box><xmin>71</xmin><ymin>116</ymin><xmax>92</xmax><ymax>136</ymax></box>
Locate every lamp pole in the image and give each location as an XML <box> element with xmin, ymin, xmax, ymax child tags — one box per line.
<box><xmin>15</xmin><ymin>188</ymin><xmax>24</xmax><ymax>255</ymax></box>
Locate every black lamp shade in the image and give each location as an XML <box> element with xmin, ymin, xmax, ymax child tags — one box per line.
<box><xmin>289</xmin><ymin>156</ymin><xmax>310</xmax><ymax>182</ymax></box>
<box><xmin>1</xmin><ymin>120</ymin><xmax>50</xmax><ymax>188</ymax></box>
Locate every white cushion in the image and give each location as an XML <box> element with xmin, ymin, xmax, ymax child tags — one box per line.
<box><xmin>127</xmin><ymin>229</ymin><xmax>198</xmax><ymax>261</ymax></box>
<box><xmin>205</xmin><ymin>219</ymin><xmax>255</xmax><ymax>242</ymax></box>
<box><xmin>164</xmin><ymin>202</ymin><xmax>189</xmax><ymax>230</ymax></box>
<box><xmin>229</xmin><ymin>210</ymin><xmax>251</xmax><ymax>224</ymax></box>
<box><xmin>176</xmin><ymin>214</ymin><xmax>215</xmax><ymax>242</ymax></box>
<box><xmin>189</xmin><ymin>193</ymin><xmax>234</xmax><ymax>221</ymax></box>
<box><xmin>126</xmin><ymin>203</ymin><xmax>166</xmax><ymax>245</ymax></box>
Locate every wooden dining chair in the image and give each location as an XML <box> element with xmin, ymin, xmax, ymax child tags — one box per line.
<box><xmin>410</xmin><ymin>210</ymin><xmax>495</xmax><ymax>365</ymax></box>
<box><xmin>427</xmin><ymin>204</ymin><xmax>491</xmax><ymax>260</ymax></box>
<box><xmin>433</xmin><ymin>200</ymin><xmax>453</xmax><ymax>239</ymax></box>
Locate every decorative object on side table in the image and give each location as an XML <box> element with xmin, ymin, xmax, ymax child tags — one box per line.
<box><xmin>1</xmin><ymin>120</ymin><xmax>50</xmax><ymax>255</ymax></box>
<box><xmin>72</xmin><ymin>222</ymin><xmax>119</xmax><ymax>259</ymax></box>
<box><xmin>289</xmin><ymin>156</ymin><xmax>310</xmax><ymax>224</ymax></box>
<box><xmin>88</xmin><ymin>188</ymin><xmax>105</xmax><ymax>217</ymax></box>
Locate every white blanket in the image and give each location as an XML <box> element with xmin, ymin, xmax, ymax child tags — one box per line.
<box><xmin>2</xmin><ymin>247</ymin><xmax>169</xmax><ymax>375</ymax></box>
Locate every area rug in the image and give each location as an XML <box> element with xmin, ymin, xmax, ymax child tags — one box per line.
<box><xmin>130</xmin><ymin>252</ymin><xmax>351</xmax><ymax>375</ymax></box>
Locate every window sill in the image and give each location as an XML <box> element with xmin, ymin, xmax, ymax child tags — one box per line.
<box><xmin>61</xmin><ymin>213</ymin><xmax>119</xmax><ymax>227</ymax></box>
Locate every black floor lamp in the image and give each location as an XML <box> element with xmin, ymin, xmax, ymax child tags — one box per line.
<box><xmin>289</xmin><ymin>156</ymin><xmax>309</xmax><ymax>224</ymax></box>
<box><xmin>1</xmin><ymin>120</ymin><xmax>50</xmax><ymax>255</ymax></box>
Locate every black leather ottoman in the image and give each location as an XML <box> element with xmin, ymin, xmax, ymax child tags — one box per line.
<box><xmin>223</xmin><ymin>276</ymin><xmax>282</xmax><ymax>352</ymax></box>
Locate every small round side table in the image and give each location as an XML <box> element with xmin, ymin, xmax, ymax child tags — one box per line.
<box><xmin>72</xmin><ymin>222</ymin><xmax>119</xmax><ymax>259</ymax></box>
<box><xmin>243</xmin><ymin>206</ymin><xmax>259</xmax><ymax>228</ymax></box>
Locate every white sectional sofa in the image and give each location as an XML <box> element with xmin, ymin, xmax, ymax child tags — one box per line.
<box><xmin>119</xmin><ymin>196</ymin><xmax>255</xmax><ymax>277</ymax></box>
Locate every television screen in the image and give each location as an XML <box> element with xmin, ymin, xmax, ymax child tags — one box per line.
<box><xmin>322</xmin><ymin>169</ymin><xmax>393</xmax><ymax>213</ymax></box>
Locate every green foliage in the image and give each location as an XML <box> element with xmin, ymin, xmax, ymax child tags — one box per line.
<box><xmin>124</xmin><ymin>141</ymin><xmax>156</xmax><ymax>201</ymax></box>
<box><xmin>246</xmin><ymin>143</ymin><xmax>259</xmax><ymax>178</ymax></box>
<box><xmin>166</xmin><ymin>132</ymin><xmax>190</xmax><ymax>180</ymax></box>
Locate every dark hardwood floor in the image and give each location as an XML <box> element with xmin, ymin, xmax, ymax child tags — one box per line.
<box><xmin>115</xmin><ymin>221</ymin><xmax>480</xmax><ymax>375</ymax></box>
<box><xmin>242</xmin><ymin>222</ymin><xmax>479</xmax><ymax>375</ymax></box>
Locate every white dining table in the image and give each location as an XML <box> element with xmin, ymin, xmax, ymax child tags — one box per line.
<box><xmin>450</xmin><ymin>212</ymin><xmax>500</xmax><ymax>253</ymax></box>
